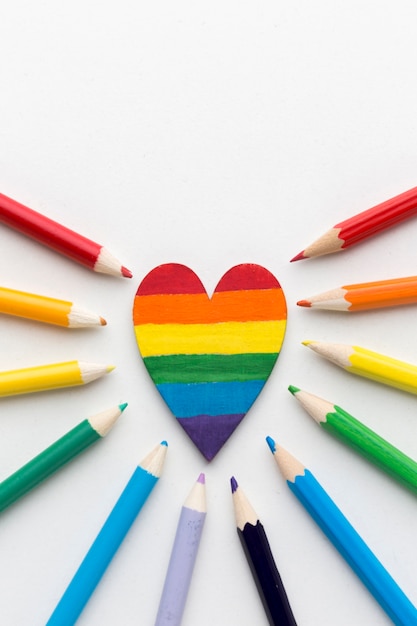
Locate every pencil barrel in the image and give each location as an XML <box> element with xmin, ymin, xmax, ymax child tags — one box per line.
<box><xmin>0</xmin><ymin>421</ymin><xmax>100</xmax><ymax>512</ymax></box>
<box><xmin>0</xmin><ymin>192</ymin><xmax>100</xmax><ymax>268</ymax></box>
<box><xmin>238</xmin><ymin>522</ymin><xmax>297</xmax><ymax>626</ymax></box>
<box><xmin>46</xmin><ymin>465</ymin><xmax>159</xmax><ymax>626</ymax></box>
<box><xmin>323</xmin><ymin>408</ymin><xmax>417</xmax><ymax>494</ymax></box>
<box><xmin>290</xmin><ymin>470</ymin><xmax>417</xmax><ymax>626</ymax></box>
<box><xmin>0</xmin><ymin>361</ymin><xmax>84</xmax><ymax>396</ymax></box>
<box><xmin>0</xmin><ymin>287</ymin><xmax>72</xmax><ymax>326</ymax></box>
<box><xmin>155</xmin><ymin>507</ymin><xmax>206</xmax><ymax>626</ymax></box>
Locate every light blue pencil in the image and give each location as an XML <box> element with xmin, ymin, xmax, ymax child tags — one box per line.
<box><xmin>266</xmin><ymin>437</ymin><xmax>417</xmax><ymax>626</ymax></box>
<box><xmin>47</xmin><ymin>441</ymin><xmax>168</xmax><ymax>626</ymax></box>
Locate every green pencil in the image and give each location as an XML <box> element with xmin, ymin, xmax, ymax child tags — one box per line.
<box><xmin>288</xmin><ymin>385</ymin><xmax>417</xmax><ymax>494</ymax></box>
<box><xmin>0</xmin><ymin>403</ymin><xmax>127</xmax><ymax>512</ymax></box>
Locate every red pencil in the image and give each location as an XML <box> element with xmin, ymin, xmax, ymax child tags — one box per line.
<box><xmin>0</xmin><ymin>192</ymin><xmax>132</xmax><ymax>277</ymax></box>
<box><xmin>291</xmin><ymin>186</ymin><xmax>417</xmax><ymax>261</ymax></box>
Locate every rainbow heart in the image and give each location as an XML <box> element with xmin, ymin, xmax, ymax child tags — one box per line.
<box><xmin>133</xmin><ymin>264</ymin><xmax>287</xmax><ymax>460</ymax></box>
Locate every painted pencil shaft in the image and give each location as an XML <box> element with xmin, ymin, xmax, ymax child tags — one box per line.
<box><xmin>0</xmin><ymin>192</ymin><xmax>131</xmax><ymax>277</ymax></box>
<box><xmin>297</xmin><ymin>276</ymin><xmax>417</xmax><ymax>312</ymax></box>
<box><xmin>46</xmin><ymin>442</ymin><xmax>167</xmax><ymax>626</ymax></box>
<box><xmin>267</xmin><ymin>439</ymin><xmax>417</xmax><ymax>626</ymax></box>
<box><xmin>0</xmin><ymin>361</ymin><xmax>114</xmax><ymax>397</ymax></box>
<box><xmin>0</xmin><ymin>405</ymin><xmax>125</xmax><ymax>512</ymax></box>
<box><xmin>303</xmin><ymin>340</ymin><xmax>417</xmax><ymax>395</ymax></box>
<box><xmin>231</xmin><ymin>478</ymin><xmax>297</xmax><ymax>626</ymax></box>
<box><xmin>0</xmin><ymin>286</ymin><xmax>105</xmax><ymax>327</ymax></box>
<box><xmin>237</xmin><ymin>524</ymin><xmax>297</xmax><ymax>626</ymax></box>
<box><xmin>291</xmin><ymin>186</ymin><xmax>417</xmax><ymax>261</ymax></box>
<box><xmin>289</xmin><ymin>386</ymin><xmax>417</xmax><ymax>494</ymax></box>
<box><xmin>155</xmin><ymin>473</ymin><xmax>206</xmax><ymax>626</ymax></box>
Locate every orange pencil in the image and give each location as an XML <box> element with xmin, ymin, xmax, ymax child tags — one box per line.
<box><xmin>297</xmin><ymin>275</ymin><xmax>417</xmax><ymax>312</ymax></box>
<box><xmin>0</xmin><ymin>286</ymin><xmax>106</xmax><ymax>327</ymax></box>
<box><xmin>291</xmin><ymin>186</ymin><xmax>417</xmax><ymax>261</ymax></box>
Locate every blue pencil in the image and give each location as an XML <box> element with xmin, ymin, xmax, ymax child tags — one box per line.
<box><xmin>266</xmin><ymin>437</ymin><xmax>417</xmax><ymax>626</ymax></box>
<box><xmin>46</xmin><ymin>441</ymin><xmax>168</xmax><ymax>626</ymax></box>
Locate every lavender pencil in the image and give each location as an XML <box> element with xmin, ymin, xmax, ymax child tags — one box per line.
<box><xmin>154</xmin><ymin>473</ymin><xmax>207</xmax><ymax>626</ymax></box>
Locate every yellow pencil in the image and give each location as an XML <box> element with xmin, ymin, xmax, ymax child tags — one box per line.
<box><xmin>0</xmin><ymin>361</ymin><xmax>115</xmax><ymax>397</ymax></box>
<box><xmin>0</xmin><ymin>286</ymin><xmax>106</xmax><ymax>328</ymax></box>
<box><xmin>303</xmin><ymin>340</ymin><xmax>417</xmax><ymax>394</ymax></box>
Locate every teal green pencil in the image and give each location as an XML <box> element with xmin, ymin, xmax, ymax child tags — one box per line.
<box><xmin>289</xmin><ymin>385</ymin><xmax>417</xmax><ymax>494</ymax></box>
<box><xmin>0</xmin><ymin>404</ymin><xmax>127</xmax><ymax>512</ymax></box>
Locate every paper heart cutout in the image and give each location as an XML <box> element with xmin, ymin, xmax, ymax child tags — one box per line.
<box><xmin>133</xmin><ymin>263</ymin><xmax>287</xmax><ymax>461</ymax></box>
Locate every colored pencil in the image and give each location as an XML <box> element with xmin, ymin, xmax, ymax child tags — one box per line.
<box><xmin>303</xmin><ymin>340</ymin><xmax>417</xmax><ymax>395</ymax></box>
<box><xmin>297</xmin><ymin>275</ymin><xmax>417</xmax><ymax>312</ymax></box>
<box><xmin>46</xmin><ymin>441</ymin><xmax>168</xmax><ymax>626</ymax></box>
<box><xmin>288</xmin><ymin>385</ymin><xmax>417</xmax><ymax>494</ymax></box>
<box><xmin>266</xmin><ymin>437</ymin><xmax>417</xmax><ymax>625</ymax></box>
<box><xmin>0</xmin><ymin>192</ymin><xmax>132</xmax><ymax>277</ymax></box>
<box><xmin>291</xmin><ymin>186</ymin><xmax>417</xmax><ymax>261</ymax></box>
<box><xmin>230</xmin><ymin>477</ymin><xmax>297</xmax><ymax>626</ymax></box>
<box><xmin>0</xmin><ymin>285</ymin><xmax>106</xmax><ymax>327</ymax></box>
<box><xmin>0</xmin><ymin>404</ymin><xmax>126</xmax><ymax>512</ymax></box>
<box><xmin>134</xmin><ymin>263</ymin><xmax>287</xmax><ymax>460</ymax></box>
<box><xmin>0</xmin><ymin>360</ymin><xmax>114</xmax><ymax>397</ymax></box>
<box><xmin>154</xmin><ymin>473</ymin><xmax>207</xmax><ymax>626</ymax></box>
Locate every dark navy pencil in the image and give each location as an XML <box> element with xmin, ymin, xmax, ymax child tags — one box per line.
<box><xmin>231</xmin><ymin>477</ymin><xmax>297</xmax><ymax>626</ymax></box>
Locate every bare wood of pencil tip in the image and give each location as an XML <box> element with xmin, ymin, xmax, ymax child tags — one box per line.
<box><xmin>288</xmin><ymin>385</ymin><xmax>330</xmax><ymax>424</ymax></box>
<box><xmin>302</xmin><ymin>340</ymin><xmax>352</xmax><ymax>368</ymax></box>
<box><xmin>291</xmin><ymin>228</ymin><xmax>343</xmax><ymax>261</ymax></box>
<box><xmin>231</xmin><ymin>477</ymin><xmax>258</xmax><ymax>530</ymax></box>
<box><xmin>297</xmin><ymin>288</ymin><xmax>349</xmax><ymax>311</ymax></box>
<box><xmin>266</xmin><ymin>437</ymin><xmax>305</xmax><ymax>482</ymax></box>
<box><xmin>183</xmin><ymin>472</ymin><xmax>207</xmax><ymax>512</ymax></box>
<box><xmin>68</xmin><ymin>307</ymin><xmax>107</xmax><ymax>327</ymax></box>
<box><xmin>80</xmin><ymin>362</ymin><xmax>116</xmax><ymax>384</ymax></box>
<box><xmin>140</xmin><ymin>440</ymin><xmax>168</xmax><ymax>477</ymax></box>
<box><xmin>88</xmin><ymin>403</ymin><xmax>128</xmax><ymax>436</ymax></box>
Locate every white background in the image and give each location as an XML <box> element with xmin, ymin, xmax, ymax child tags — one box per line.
<box><xmin>0</xmin><ymin>2</ymin><xmax>416</xmax><ymax>624</ymax></box>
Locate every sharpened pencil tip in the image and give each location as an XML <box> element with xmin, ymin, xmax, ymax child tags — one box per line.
<box><xmin>290</xmin><ymin>250</ymin><xmax>306</xmax><ymax>262</ymax></box>
<box><xmin>266</xmin><ymin>436</ymin><xmax>276</xmax><ymax>453</ymax></box>
<box><xmin>288</xmin><ymin>385</ymin><xmax>300</xmax><ymax>395</ymax></box>
<box><xmin>121</xmin><ymin>266</ymin><xmax>133</xmax><ymax>278</ymax></box>
<box><xmin>197</xmin><ymin>472</ymin><xmax>205</xmax><ymax>484</ymax></box>
<box><xmin>106</xmin><ymin>365</ymin><xmax>116</xmax><ymax>373</ymax></box>
<box><xmin>302</xmin><ymin>340</ymin><xmax>313</xmax><ymax>346</ymax></box>
<box><xmin>118</xmin><ymin>402</ymin><xmax>128</xmax><ymax>412</ymax></box>
<box><xmin>230</xmin><ymin>476</ymin><xmax>238</xmax><ymax>493</ymax></box>
<box><xmin>160</xmin><ymin>440</ymin><xmax>168</xmax><ymax>447</ymax></box>
<box><xmin>297</xmin><ymin>299</ymin><xmax>311</xmax><ymax>307</ymax></box>
<box><xmin>100</xmin><ymin>316</ymin><xmax>107</xmax><ymax>326</ymax></box>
